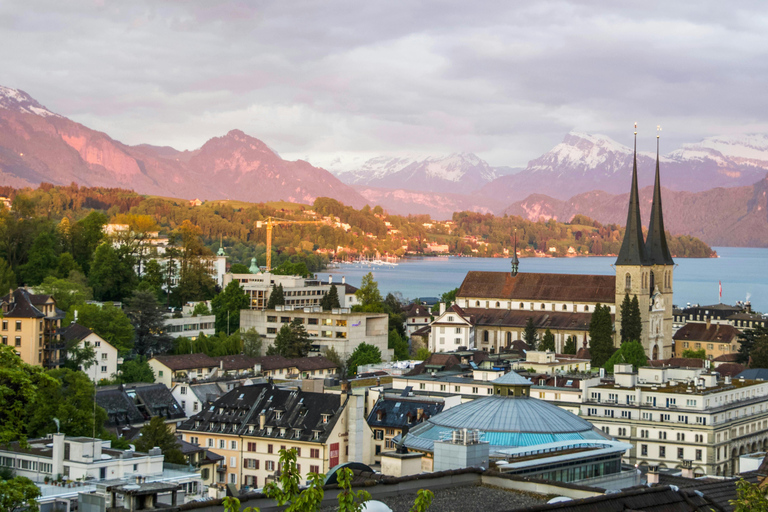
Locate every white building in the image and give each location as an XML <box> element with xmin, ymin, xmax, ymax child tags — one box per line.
<box><xmin>429</xmin><ymin>305</ymin><xmax>473</xmax><ymax>352</ymax></box>
<box><xmin>164</xmin><ymin>313</ymin><xmax>216</xmax><ymax>339</ymax></box>
<box><xmin>223</xmin><ymin>272</ymin><xmax>358</xmax><ymax>310</ymax></box>
<box><xmin>581</xmin><ymin>364</ymin><xmax>768</xmax><ymax>477</ymax></box>
<box><xmin>60</xmin><ymin>323</ymin><xmax>119</xmax><ymax>382</ymax></box>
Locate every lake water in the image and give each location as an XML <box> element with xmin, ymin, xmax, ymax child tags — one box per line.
<box><xmin>318</xmin><ymin>247</ymin><xmax>768</xmax><ymax>313</ymax></box>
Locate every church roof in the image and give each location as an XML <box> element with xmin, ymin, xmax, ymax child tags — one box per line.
<box><xmin>645</xmin><ymin>137</ymin><xmax>675</xmax><ymax>266</ymax></box>
<box><xmin>615</xmin><ymin>132</ymin><xmax>649</xmax><ymax>267</ymax></box>
<box><xmin>493</xmin><ymin>371</ymin><xmax>531</xmax><ymax>386</ymax></box>
<box><xmin>457</xmin><ymin>272</ymin><xmax>615</xmax><ymax>304</ymax></box>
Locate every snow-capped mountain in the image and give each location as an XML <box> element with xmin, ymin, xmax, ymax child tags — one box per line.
<box><xmin>337</xmin><ymin>152</ymin><xmax>498</xmax><ymax>194</ymax></box>
<box><xmin>670</xmin><ymin>134</ymin><xmax>768</xmax><ymax>168</ymax></box>
<box><xmin>0</xmin><ymin>86</ymin><xmax>60</xmax><ymax>118</ymax></box>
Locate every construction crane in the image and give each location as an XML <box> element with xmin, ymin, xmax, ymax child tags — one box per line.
<box><xmin>255</xmin><ymin>216</ymin><xmax>323</xmax><ymax>271</ymax></box>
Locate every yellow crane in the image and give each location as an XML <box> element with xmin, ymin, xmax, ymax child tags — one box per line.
<box><xmin>255</xmin><ymin>216</ymin><xmax>323</xmax><ymax>271</ymax></box>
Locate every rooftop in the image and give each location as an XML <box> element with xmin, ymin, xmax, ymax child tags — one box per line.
<box><xmin>457</xmin><ymin>271</ymin><xmax>616</xmax><ymax>304</ymax></box>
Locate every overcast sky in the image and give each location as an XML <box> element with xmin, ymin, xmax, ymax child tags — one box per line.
<box><xmin>4</xmin><ymin>1</ymin><xmax>768</xmax><ymax>169</ymax></box>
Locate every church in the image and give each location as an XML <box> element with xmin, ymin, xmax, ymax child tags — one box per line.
<box><xmin>429</xmin><ymin>129</ymin><xmax>674</xmax><ymax>359</ymax></box>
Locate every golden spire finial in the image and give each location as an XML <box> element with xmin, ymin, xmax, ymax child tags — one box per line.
<box><xmin>657</xmin><ymin>125</ymin><xmax>661</xmax><ymax>139</ymax></box>
<box><xmin>634</xmin><ymin>121</ymin><xmax>637</xmax><ymax>135</ymax></box>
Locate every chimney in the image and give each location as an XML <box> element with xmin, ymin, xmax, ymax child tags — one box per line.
<box><xmin>681</xmin><ymin>460</ymin><xmax>694</xmax><ymax>479</ymax></box>
<box><xmin>329</xmin><ymin>275</ymin><xmax>333</xmax><ymax>284</ymax></box>
<box><xmin>439</xmin><ymin>302</ymin><xmax>446</xmax><ymax>315</ymax></box>
<box><xmin>342</xmin><ymin>276</ymin><xmax>346</xmax><ymax>284</ymax></box>
<box><xmin>706</xmin><ymin>316</ymin><xmax>711</xmax><ymax>329</ymax></box>
<box><xmin>74</xmin><ymin>310</ymin><xmax>78</xmax><ymax>323</ymax></box>
<box><xmin>259</xmin><ymin>413</ymin><xmax>266</xmax><ymax>430</ymax></box>
<box><xmin>647</xmin><ymin>465</ymin><xmax>660</xmax><ymax>485</ymax></box>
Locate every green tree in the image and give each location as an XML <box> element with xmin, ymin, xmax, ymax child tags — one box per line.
<box><xmin>388</xmin><ymin>329</ymin><xmax>409</xmax><ymax>361</ymax></box>
<box><xmin>415</xmin><ymin>348</ymin><xmax>431</xmax><ymax>361</ymax></box>
<box><xmin>749</xmin><ymin>334</ymin><xmax>768</xmax><ymax>369</ymax></box>
<box><xmin>267</xmin><ymin>283</ymin><xmax>285</xmax><ymax>309</ymax></box>
<box><xmin>134</xmin><ymin>416</ymin><xmax>186</xmax><ymax>464</ymax></box>
<box><xmin>0</xmin><ymin>476</ymin><xmax>41</xmax><ymax>512</ymax></box>
<box><xmin>173</xmin><ymin>222</ymin><xmax>217</xmax><ymax>305</ymax></box>
<box><xmin>141</xmin><ymin>259</ymin><xmax>165</xmax><ymax>299</ymax></box>
<box><xmin>20</xmin><ymin>230</ymin><xmax>59</xmax><ymax>286</ymax></box>
<box><xmin>242</xmin><ymin>328</ymin><xmax>263</xmax><ymax>358</ymax></box>
<box><xmin>0</xmin><ymin>257</ymin><xmax>16</xmax><ymax>293</ymax></box>
<box><xmin>347</xmin><ymin>343</ymin><xmax>382</xmax><ymax>376</ymax></box>
<box><xmin>211</xmin><ymin>281</ymin><xmax>249</xmax><ymax>335</ymax></box>
<box><xmin>619</xmin><ymin>293</ymin><xmax>632</xmax><ymax>343</ymax></box>
<box><xmin>125</xmin><ymin>290</ymin><xmax>172</xmax><ymax>356</ymax></box>
<box><xmin>263</xmin><ymin>448</ymin><xmax>325</xmax><ymax>512</ymax></box>
<box><xmin>539</xmin><ymin>329</ymin><xmax>555</xmax><ymax>352</ymax></box>
<box><xmin>322</xmin><ymin>346</ymin><xmax>345</xmax><ymax>377</ymax></box>
<box><xmin>89</xmin><ymin>242</ymin><xmax>137</xmax><ymax>301</ymax></box>
<box><xmin>27</xmin><ymin>368</ymin><xmax>108</xmax><ymax>439</ymax></box>
<box><xmin>65</xmin><ymin>303</ymin><xmax>134</xmax><ymax>352</ymax></box>
<box><xmin>355</xmin><ymin>272</ymin><xmax>382</xmax><ymax>307</ymax></box>
<box><xmin>37</xmin><ymin>274</ymin><xmax>93</xmax><ymax>312</ymax></box>
<box><xmin>604</xmin><ymin>340</ymin><xmax>648</xmax><ymax>373</ymax></box>
<box><xmin>681</xmin><ymin>348</ymin><xmax>706</xmax><ymax>359</ymax></box>
<box><xmin>589</xmin><ymin>303</ymin><xmax>615</xmax><ymax>367</ymax></box>
<box><xmin>70</xmin><ymin>210</ymin><xmax>108</xmax><ymax>274</ymax></box>
<box><xmin>55</xmin><ymin>252</ymin><xmax>80</xmax><ymax>279</ymax></box>
<box><xmin>229</xmin><ymin>263</ymin><xmax>250</xmax><ymax>274</ymax></box>
<box><xmin>737</xmin><ymin>325</ymin><xmax>768</xmax><ymax>365</ymax></box>
<box><xmin>113</xmin><ymin>357</ymin><xmax>155</xmax><ymax>383</ymax></box>
<box><xmin>62</xmin><ymin>340</ymin><xmax>95</xmax><ymax>373</ymax></box>
<box><xmin>731</xmin><ymin>478</ymin><xmax>768</xmax><ymax>512</ymax></box>
<box><xmin>523</xmin><ymin>317</ymin><xmax>538</xmax><ymax>350</ymax></box>
<box><xmin>627</xmin><ymin>295</ymin><xmax>642</xmax><ymax>343</ymax></box>
<box><xmin>191</xmin><ymin>302</ymin><xmax>211</xmax><ymax>316</ymax></box>
<box><xmin>268</xmin><ymin>319</ymin><xmax>311</xmax><ymax>358</ymax></box>
<box><xmin>563</xmin><ymin>335</ymin><xmax>577</xmax><ymax>355</ymax></box>
<box><xmin>320</xmin><ymin>285</ymin><xmax>340</xmax><ymax>310</ymax></box>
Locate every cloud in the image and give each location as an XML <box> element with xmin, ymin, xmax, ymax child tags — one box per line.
<box><xmin>3</xmin><ymin>0</ymin><xmax>768</xmax><ymax>167</ymax></box>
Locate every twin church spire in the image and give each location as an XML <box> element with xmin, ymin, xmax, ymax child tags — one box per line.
<box><xmin>615</xmin><ymin>124</ymin><xmax>673</xmax><ymax>267</ymax></box>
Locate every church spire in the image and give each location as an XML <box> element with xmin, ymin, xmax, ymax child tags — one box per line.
<box><xmin>511</xmin><ymin>228</ymin><xmax>519</xmax><ymax>276</ymax></box>
<box><xmin>645</xmin><ymin>126</ymin><xmax>674</xmax><ymax>265</ymax></box>
<box><xmin>615</xmin><ymin>124</ymin><xmax>648</xmax><ymax>266</ymax></box>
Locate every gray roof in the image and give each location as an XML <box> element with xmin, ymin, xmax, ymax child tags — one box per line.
<box><xmin>493</xmin><ymin>371</ymin><xmax>531</xmax><ymax>386</ymax></box>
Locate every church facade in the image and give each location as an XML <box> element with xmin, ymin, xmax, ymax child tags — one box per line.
<box><xmin>435</xmin><ymin>130</ymin><xmax>673</xmax><ymax>359</ymax></box>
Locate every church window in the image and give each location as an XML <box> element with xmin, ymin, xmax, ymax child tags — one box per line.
<box><xmin>483</xmin><ymin>331</ymin><xmax>489</xmax><ymax>343</ymax></box>
<box><xmin>506</xmin><ymin>332</ymin><xmax>511</xmax><ymax>343</ymax></box>
<box><xmin>540</xmin><ymin>303</ymin><xmax>546</xmax><ymax>310</ymax></box>
<box><xmin>552</xmin><ymin>304</ymin><xmax>556</xmax><ymax>311</ymax></box>
<box><xmin>476</xmin><ymin>301</ymin><xmax>480</xmax><ymax>306</ymax></box>
<box><xmin>519</xmin><ymin>302</ymin><xmax>524</xmax><ymax>309</ymax></box>
<box><xmin>562</xmin><ymin>304</ymin><xmax>567</xmax><ymax>311</ymax></box>
<box><xmin>495</xmin><ymin>302</ymin><xmax>500</xmax><ymax>308</ymax></box>
<box><xmin>625</xmin><ymin>273</ymin><xmax>631</xmax><ymax>291</ymax></box>
<box><xmin>649</xmin><ymin>271</ymin><xmax>655</xmax><ymax>292</ymax></box>
<box><xmin>584</xmin><ymin>305</ymin><xmax>589</xmax><ymax>312</ymax></box>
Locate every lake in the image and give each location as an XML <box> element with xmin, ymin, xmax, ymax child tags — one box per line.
<box><xmin>318</xmin><ymin>247</ymin><xmax>768</xmax><ymax>313</ymax></box>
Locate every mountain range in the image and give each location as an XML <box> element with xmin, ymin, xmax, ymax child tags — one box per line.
<box><xmin>1</xmin><ymin>85</ymin><xmax>767</xmax><ymax>246</ymax></box>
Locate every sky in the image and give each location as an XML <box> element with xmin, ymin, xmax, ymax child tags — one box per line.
<box><xmin>4</xmin><ymin>1</ymin><xmax>768</xmax><ymax>169</ymax></box>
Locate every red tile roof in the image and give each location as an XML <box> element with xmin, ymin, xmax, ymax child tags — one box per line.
<box><xmin>672</xmin><ymin>323</ymin><xmax>741</xmax><ymax>344</ymax></box>
<box><xmin>151</xmin><ymin>353</ymin><xmax>218</xmax><ymax>371</ymax></box>
<box><xmin>457</xmin><ymin>272</ymin><xmax>616</xmax><ymax>304</ymax></box>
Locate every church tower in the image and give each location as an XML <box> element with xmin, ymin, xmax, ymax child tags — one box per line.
<box><xmin>614</xmin><ymin>125</ymin><xmax>651</xmax><ymax>352</ymax></box>
<box><xmin>644</xmin><ymin>128</ymin><xmax>674</xmax><ymax>359</ymax></box>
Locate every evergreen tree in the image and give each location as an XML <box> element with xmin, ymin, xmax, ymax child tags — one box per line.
<box><xmin>388</xmin><ymin>329</ymin><xmax>409</xmax><ymax>361</ymax></box>
<box><xmin>619</xmin><ymin>293</ymin><xmax>632</xmax><ymax>343</ymax></box>
<box><xmin>589</xmin><ymin>303</ymin><xmax>615</xmax><ymax>367</ymax></box>
<box><xmin>321</xmin><ymin>285</ymin><xmax>341</xmax><ymax>310</ymax></box>
<box><xmin>346</xmin><ymin>343</ymin><xmax>382</xmax><ymax>376</ymax></box>
<box><xmin>523</xmin><ymin>317</ymin><xmax>538</xmax><ymax>350</ymax></box>
<box><xmin>20</xmin><ymin>231</ymin><xmax>59</xmax><ymax>286</ymax></box>
<box><xmin>89</xmin><ymin>243</ymin><xmax>137</xmax><ymax>301</ymax></box>
<box><xmin>268</xmin><ymin>319</ymin><xmax>311</xmax><ymax>358</ymax></box>
<box><xmin>65</xmin><ymin>303</ymin><xmax>135</xmax><ymax>352</ymax></box>
<box><xmin>113</xmin><ymin>357</ymin><xmax>155</xmax><ymax>383</ymax></box>
<box><xmin>141</xmin><ymin>259</ymin><xmax>165</xmax><ymax>299</ymax></box>
<box><xmin>562</xmin><ymin>335</ymin><xmax>577</xmax><ymax>355</ymax></box>
<box><xmin>539</xmin><ymin>329</ymin><xmax>555</xmax><ymax>352</ymax></box>
<box><xmin>604</xmin><ymin>340</ymin><xmax>647</xmax><ymax>373</ymax></box>
<box><xmin>627</xmin><ymin>295</ymin><xmax>642</xmax><ymax>342</ymax></box>
<box><xmin>134</xmin><ymin>416</ymin><xmax>186</xmax><ymax>465</ymax></box>
<box><xmin>267</xmin><ymin>283</ymin><xmax>285</xmax><ymax>309</ymax></box>
<box><xmin>737</xmin><ymin>326</ymin><xmax>768</xmax><ymax>365</ymax></box>
<box><xmin>125</xmin><ymin>290</ymin><xmax>172</xmax><ymax>356</ymax></box>
<box><xmin>242</xmin><ymin>328</ymin><xmax>263</xmax><ymax>358</ymax></box>
<box><xmin>355</xmin><ymin>272</ymin><xmax>382</xmax><ymax>307</ymax></box>
<box><xmin>0</xmin><ymin>257</ymin><xmax>16</xmax><ymax>294</ymax></box>
<box><xmin>211</xmin><ymin>280</ymin><xmax>249</xmax><ymax>335</ymax></box>
<box><xmin>54</xmin><ymin>252</ymin><xmax>80</xmax><ymax>279</ymax></box>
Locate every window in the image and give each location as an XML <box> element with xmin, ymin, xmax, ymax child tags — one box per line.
<box><xmin>193</xmin><ymin>402</ymin><xmax>199</xmax><ymax>411</ymax></box>
<box><xmin>1</xmin><ymin>321</ymin><xmax>5</xmax><ymax>330</ymax></box>
<box><xmin>208</xmin><ymin>439</ymin><xmax>213</xmax><ymax>447</ymax></box>
<box><xmin>181</xmin><ymin>400</ymin><xmax>186</xmax><ymax>409</ymax></box>
<box><xmin>14</xmin><ymin>337</ymin><xmax>20</xmax><ymax>347</ymax></box>
<box><xmin>180</xmin><ymin>387</ymin><xmax>187</xmax><ymax>395</ymax></box>
<box><xmin>659</xmin><ymin>446</ymin><xmax>666</xmax><ymax>458</ymax></box>
<box><xmin>310</xmin><ymin>465</ymin><xmax>319</xmax><ymax>474</ymax></box>
<box><xmin>454</xmin><ymin>386</ymin><xmax>461</xmax><ymax>392</ymax></box>
<box><xmin>266</xmin><ymin>460</ymin><xmax>275</xmax><ymax>471</ymax></box>
<box><xmin>659</xmin><ymin>431</ymin><xmax>667</xmax><ymax>440</ymax></box>
<box><xmin>676</xmin><ymin>433</ymin><xmax>685</xmax><ymax>441</ymax></box>
<box><xmin>641</xmin><ymin>444</ymin><xmax>648</xmax><ymax>456</ymax></box>
<box><xmin>231</xmin><ymin>441</ymin><xmax>237</xmax><ymax>450</ymax></box>
<box><xmin>677</xmin><ymin>448</ymin><xmax>684</xmax><ymax>459</ymax></box>
<box><xmin>696</xmin><ymin>449</ymin><xmax>702</xmax><ymax>461</ymax></box>
<box><xmin>101</xmin><ymin>353</ymin><xmax>108</xmax><ymax>360</ymax></box>
<box><xmin>101</xmin><ymin>366</ymin><xmax>107</xmax><ymax>372</ymax></box>
<box><xmin>15</xmin><ymin>321</ymin><xmax>21</xmax><ymax>331</ymax></box>
<box><xmin>219</xmin><ymin>440</ymin><xmax>225</xmax><ymax>449</ymax></box>
<box><xmin>375</xmin><ymin>430</ymin><xmax>384</xmax><ymax>440</ymax></box>
<box><xmin>310</xmin><ymin>448</ymin><xmax>319</xmax><ymax>458</ymax></box>
<box><xmin>268</xmin><ymin>444</ymin><xmax>273</xmax><ymax>454</ymax></box>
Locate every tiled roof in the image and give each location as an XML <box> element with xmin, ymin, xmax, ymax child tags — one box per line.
<box><xmin>253</xmin><ymin>355</ymin><xmax>337</xmax><ymax>372</ymax></box>
<box><xmin>59</xmin><ymin>323</ymin><xmax>95</xmax><ymax>343</ymax></box>
<box><xmin>648</xmin><ymin>358</ymin><xmax>706</xmax><ymax>368</ymax></box>
<box><xmin>0</xmin><ymin>288</ymin><xmax>49</xmax><ymax>318</ymax></box>
<box><xmin>95</xmin><ymin>386</ymin><xmax>145</xmax><ymax>427</ymax></box>
<box><xmin>466</xmin><ymin>308</ymin><xmax>599</xmax><ymax>331</ymax></box>
<box><xmin>403</xmin><ymin>303</ymin><xmax>430</xmax><ymax>318</ymax></box>
<box><xmin>522</xmin><ymin>485</ymin><xmax>717</xmax><ymax>512</ymax></box>
<box><xmin>367</xmin><ymin>397</ymin><xmax>444</xmax><ymax>429</ymax></box>
<box><xmin>97</xmin><ymin>383</ymin><xmax>185</xmax><ymax>427</ymax></box>
<box><xmin>211</xmin><ymin>355</ymin><xmax>259</xmax><ymax>371</ymax></box>
<box><xmin>713</xmin><ymin>353</ymin><xmax>739</xmax><ymax>363</ymax></box>
<box><xmin>673</xmin><ymin>323</ymin><xmax>741</xmax><ymax>343</ymax></box>
<box><xmin>737</xmin><ymin>368</ymin><xmax>768</xmax><ymax>380</ymax></box>
<box><xmin>457</xmin><ymin>272</ymin><xmax>615</xmax><ymax>304</ymax></box>
<box><xmin>411</xmin><ymin>325</ymin><xmax>431</xmax><ymax>336</ymax></box>
<box><xmin>178</xmin><ymin>383</ymin><xmax>345</xmax><ymax>444</ymax></box>
<box><xmin>151</xmin><ymin>353</ymin><xmax>218</xmax><ymax>371</ymax></box>
<box><xmin>715</xmin><ymin>363</ymin><xmax>745</xmax><ymax>378</ymax></box>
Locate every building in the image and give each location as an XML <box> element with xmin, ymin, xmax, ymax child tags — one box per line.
<box><xmin>403</xmin><ymin>303</ymin><xmax>432</xmax><ymax>338</ymax></box>
<box><xmin>0</xmin><ymin>288</ymin><xmax>65</xmax><ymax>367</ymax></box>
<box><xmin>440</xmin><ymin>132</ymin><xmax>674</xmax><ymax>360</ymax></box>
<box><xmin>223</xmin><ymin>272</ymin><xmax>358</xmax><ymax>310</ymax></box>
<box><xmin>251</xmin><ymin>355</ymin><xmax>338</xmax><ymax>379</ymax></box>
<box><xmin>96</xmin><ymin>383</ymin><xmax>186</xmax><ymax>439</ymax></box>
<box><xmin>513</xmin><ymin>350</ymin><xmax>591</xmax><ymax>375</ymax></box>
<box><xmin>367</xmin><ymin>395</ymin><xmax>445</xmax><ymax>461</ymax></box>
<box><xmin>177</xmin><ymin>383</ymin><xmax>372</xmax><ymax>490</ymax></box>
<box><xmin>673</xmin><ymin>302</ymin><xmax>767</xmax><ymax>333</ymax></box>
<box><xmin>60</xmin><ymin>322</ymin><xmax>119</xmax><ymax>382</ymax></box>
<box><xmin>148</xmin><ymin>353</ymin><xmax>220</xmax><ymax>389</ymax></box>
<box><xmin>673</xmin><ymin>322</ymin><xmax>742</xmax><ymax>360</ymax></box>
<box><xmin>164</xmin><ymin>313</ymin><xmax>216</xmax><ymax>339</ymax></box>
<box><xmin>239</xmin><ymin>306</ymin><xmax>392</xmax><ymax>359</ymax></box>
<box><xmin>581</xmin><ymin>363</ymin><xmax>768</xmax><ymax>476</ymax></box>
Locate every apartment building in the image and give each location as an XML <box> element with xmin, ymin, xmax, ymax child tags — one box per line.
<box><xmin>149</xmin><ymin>353</ymin><xmax>220</xmax><ymax>389</ymax></box>
<box><xmin>672</xmin><ymin>322</ymin><xmax>741</xmax><ymax>360</ymax></box>
<box><xmin>60</xmin><ymin>322</ymin><xmax>119</xmax><ymax>382</ymax></box>
<box><xmin>239</xmin><ymin>306</ymin><xmax>391</xmax><ymax>359</ymax></box>
<box><xmin>581</xmin><ymin>364</ymin><xmax>768</xmax><ymax>476</ymax></box>
<box><xmin>164</xmin><ymin>313</ymin><xmax>216</xmax><ymax>339</ymax></box>
<box><xmin>673</xmin><ymin>302</ymin><xmax>767</xmax><ymax>333</ymax></box>
<box><xmin>367</xmin><ymin>396</ymin><xmax>445</xmax><ymax>461</ymax></box>
<box><xmin>177</xmin><ymin>383</ymin><xmax>372</xmax><ymax>490</ymax></box>
<box><xmin>0</xmin><ymin>288</ymin><xmax>64</xmax><ymax>367</ymax></box>
<box><xmin>223</xmin><ymin>272</ymin><xmax>358</xmax><ymax>310</ymax></box>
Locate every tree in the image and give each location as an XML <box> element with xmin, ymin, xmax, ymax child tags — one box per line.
<box><xmin>134</xmin><ymin>416</ymin><xmax>186</xmax><ymax>464</ymax></box>
<box><xmin>737</xmin><ymin>326</ymin><xmax>768</xmax><ymax>365</ymax></box>
<box><xmin>27</xmin><ymin>368</ymin><xmax>108</xmax><ymax>439</ymax></box>
<box><xmin>242</xmin><ymin>328</ymin><xmax>263</xmax><ymax>358</ymax></box>
<box><xmin>589</xmin><ymin>303</ymin><xmax>615</xmax><ymax>367</ymax></box>
<box><xmin>37</xmin><ymin>274</ymin><xmax>93</xmax><ymax>312</ymax></box>
<box><xmin>604</xmin><ymin>340</ymin><xmax>648</xmax><ymax>374</ymax></box>
<box><xmin>0</xmin><ymin>258</ymin><xmax>15</xmax><ymax>293</ymax></box>
<box><xmin>114</xmin><ymin>357</ymin><xmax>155</xmax><ymax>383</ymax></box>
<box><xmin>681</xmin><ymin>348</ymin><xmax>707</xmax><ymax>359</ymax></box>
<box><xmin>191</xmin><ymin>302</ymin><xmax>211</xmax><ymax>316</ymax></box>
<box><xmin>415</xmin><ymin>348</ymin><xmax>431</xmax><ymax>361</ymax></box>
<box><xmin>268</xmin><ymin>319</ymin><xmax>311</xmax><ymax>358</ymax></box>
<box><xmin>563</xmin><ymin>335</ymin><xmax>577</xmax><ymax>355</ymax></box>
<box><xmin>0</xmin><ymin>477</ymin><xmax>41</xmax><ymax>512</ymax></box>
<box><xmin>65</xmin><ymin>303</ymin><xmax>134</xmax><ymax>352</ymax></box>
<box><xmin>69</xmin><ymin>210</ymin><xmax>108</xmax><ymax>274</ymax></box>
<box><xmin>20</xmin><ymin>230</ymin><xmax>59</xmax><ymax>286</ymax></box>
<box><xmin>229</xmin><ymin>263</ymin><xmax>250</xmax><ymax>274</ymax></box>
<box><xmin>731</xmin><ymin>478</ymin><xmax>768</xmax><ymax>512</ymax></box>
<box><xmin>141</xmin><ymin>259</ymin><xmax>165</xmax><ymax>299</ymax></box>
<box><xmin>55</xmin><ymin>252</ymin><xmax>80</xmax><ymax>279</ymax></box>
<box><xmin>322</xmin><ymin>346</ymin><xmax>345</xmax><ymax>377</ymax></box>
<box><xmin>89</xmin><ymin>242</ymin><xmax>137</xmax><ymax>301</ymax></box>
<box><xmin>539</xmin><ymin>329</ymin><xmax>555</xmax><ymax>352</ymax></box>
<box><xmin>749</xmin><ymin>334</ymin><xmax>768</xmax><ymax>369</ymax></box>
<box><xmin>625</xmin><ymin>295</ymin><xmax>642</xmax><ymax>343</ymax></box>
<box><xmin>62</xmin><ymin>340</ymin><xmax>95</xmax><ymax>373</ymax></box>
<box><xmin>173</xmin><ymin>222</ymin><xmax>217</xmax><ymax>305</ymax></box>
<box><xmin>267</xmin><ymin>283</ymin><xmax>285</xmax><ymax>309</ymax></box>
<box><xmin>211</xmin><ymin>281</ymin><xmax>249</xmax><ymax>335</ymax></box>
<box><xmin>355</xmin><ymin>272</ymin><xmax>382</xmax><ymax>308</ymax></box>
<box><xmin>320</xmin><ymin>285</ymin><xmax>340</xmax><ymax>310</ymax></box>
<box><xmin>388</xmin><ymin>329</ymin><xmax>409</xmax><ymax>361</ymax></box>
<box><xmin>125</xmin><ymin>290</ymin><xmax>173</xmax><ymax>356</ymax></box>
<box><xmin>523</xmin><ymin>317</ymin><xmax>538</xmax><ymax>350</ymax></box>
<box><xmin>346</xmin><ymin>343</ymin><xmax>382</xmax><ymax>376</ymax></box>
<box><xmin>619</xmin><ymin>293</ymin><xmax>632</xmax><ymax>343</ymax></box>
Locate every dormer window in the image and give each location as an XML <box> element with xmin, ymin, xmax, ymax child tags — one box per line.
<box><xmin>275</xmin><ymin>411</ymin><xmax>282</xmax><ymax>420</ymax></box>
<box><xmin>280</xmin><ymin>428</ymin><xmax>286</xmax><ymax>437</ymax></box>
<box><xmin>321</xmin><ymin>414</ymin><xmax>329</xmax><ymax>424</ymax></box>
<box><xmin>313</xmin><ymin>431</ymin><xmax>320</xmax><ymax>440</ymax></box>
<box><xmin>376</xmin><ymin>410</ymin><xmax>384</xmax><ymax>421</ymax></box>
<box><xmin>267</xmin><ymin>427</ymin><xmax>273</xmax><ymax>435</ymax></box>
